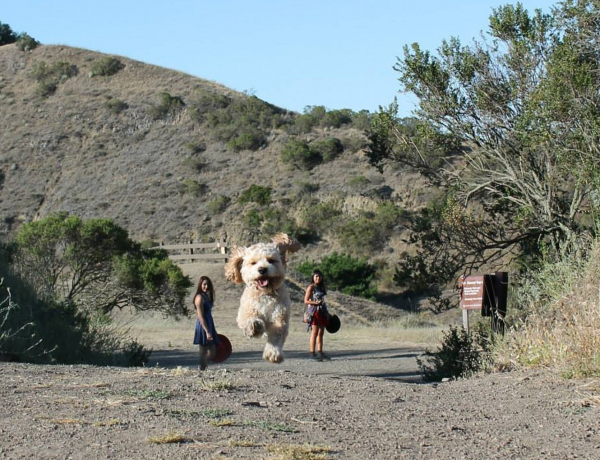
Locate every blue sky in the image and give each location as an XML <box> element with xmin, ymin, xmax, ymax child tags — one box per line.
<box><xmin>3</xmin><ymin>1</ymin><xmax>557</xmax><ymax>116</ymax></box>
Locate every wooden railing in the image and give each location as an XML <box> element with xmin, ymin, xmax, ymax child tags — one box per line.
<box><xmin>152</xmin><ymin>241</ymin><xmax>228</xmax><ymax>263</ymax></box>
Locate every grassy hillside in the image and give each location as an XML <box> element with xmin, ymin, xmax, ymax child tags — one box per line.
<box><xmin>0</xmin><ymin>42</ymin><xmax>439</xmax><ymax>301</ymax></box>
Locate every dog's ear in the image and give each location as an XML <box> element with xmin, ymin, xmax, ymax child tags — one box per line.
<box><xmin>271</xmin><ymin>233</ymin><xmax>301</xmax><ymax>266</ymax></box>
<box><xmin>224</xmin><ymin>246</ymin><xmax>245</xmax><ymax>284</ymax></box>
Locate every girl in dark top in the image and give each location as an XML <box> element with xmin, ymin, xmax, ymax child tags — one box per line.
<box><xmin>193</xmin><ymin>276</ymin><xmax>219</xmax><ymax>370</ymax></box>
<box><xmin>304</xmin><ymin>269</ymin><xmax>331</xmax><ymax>361</ymax></box>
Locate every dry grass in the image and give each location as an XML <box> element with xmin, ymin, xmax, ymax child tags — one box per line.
<box><xmin>265</xmin><ymin>443</ymin><xmax>333</xmax><ymax>460</ymax></box>
<box><xmin>500</xmin><ymin>237</ymin><xmax>600</xmax><ymax>378</ymax></box>
<box><xmin>147</xmin><ymin>433</ymin><xmax>188</xmax><ymax>444</ymax></box>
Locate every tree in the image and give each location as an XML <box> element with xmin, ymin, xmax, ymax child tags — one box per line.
<box><xmin>12</xmin><ymin>213</ymin><xmax>192</xmax><ymax>317</ymax></box>
<box><xmin>0</xmin><ymin>21</ymin><xmax>17</xmax><ymax>46</ymax></box>
<box><xmin>367</xmin><ymin>1</ymin><xmax>600</xmax><ymax>298</ymax></box>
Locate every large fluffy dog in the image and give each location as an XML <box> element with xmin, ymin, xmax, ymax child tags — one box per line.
<box><xmin>225</xmin><ymin>233</ymin><xmax>301</xmax><ymax>363</ymax></box>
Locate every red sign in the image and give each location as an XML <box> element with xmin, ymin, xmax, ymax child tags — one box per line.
<box><xmin>459</xmin><ymin>275</ymin><xmax>485</xmax><ymax>310</ymax></box>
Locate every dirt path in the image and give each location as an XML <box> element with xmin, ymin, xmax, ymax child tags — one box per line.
<box><xmin>1</xmin><ymin>262</ymin><xmax>598</xmax><ymax>459</ymax></box>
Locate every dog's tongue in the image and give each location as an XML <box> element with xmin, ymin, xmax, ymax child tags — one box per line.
<box><xmin>258</xmin><ymin>278</ymin><xmax>269</xmax><ymax>287</ymax></box>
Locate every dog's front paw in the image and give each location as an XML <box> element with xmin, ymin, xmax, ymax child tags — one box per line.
<box><xmin>263</xmin><ymin>343</ymin><xmax>283</xmax><ymax>363</ymax></box>
<box><xmin>243</xmin><ymin>318</ymin><xmax>265</xmax><ymax>338</ymax></box>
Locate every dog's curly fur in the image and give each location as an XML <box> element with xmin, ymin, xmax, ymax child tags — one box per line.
<box><xmin>225</xmin><ymin>233</ymin><xmax>301</xmax><ymax>363</ymax></box>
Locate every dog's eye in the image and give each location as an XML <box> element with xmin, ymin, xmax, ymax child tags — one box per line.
<box><xmin>267</xmin><ymin>258</ymin><xmax>276</xmax><ymax>264</ymax></box>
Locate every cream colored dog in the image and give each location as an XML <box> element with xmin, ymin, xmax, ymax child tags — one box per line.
<box><xmin>225</xmin><ymin>233</ymin><xmax>301</xmax><ymax>363</ymax></box>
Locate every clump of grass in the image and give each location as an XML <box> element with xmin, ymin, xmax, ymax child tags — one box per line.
<box><xmin>229</xmin><ymin>439</ymin><xmax>263</xmax><ymax>448</ymax></box>
<box><xmin>209</xmin><ymin>418</ymin><xmax>235</xmax><ymax>427</ymax></box>
<box><xmin>199</xmin><ymin>378</ymin><xmax>235</xmax><ymax>392</ymax></box>
<box><xmin>93</xmin><ymin>419</ymin><xmax>122</xmax><ymax>427</ymax></box>
<box><xmin>147</xmin><ymin>433</ymin><xmax>188</xmax><ymax>444</ymax></box>
<box><xmin>266</xmin><ymin>443</ymin><xmax>333</xmax><ymax>459</ymax></box>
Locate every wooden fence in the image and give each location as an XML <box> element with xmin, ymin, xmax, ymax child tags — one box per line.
<box><xmin>152</xmin><ymin>241</ymin><xmax>228</xmax><ymax>263</ymax></box>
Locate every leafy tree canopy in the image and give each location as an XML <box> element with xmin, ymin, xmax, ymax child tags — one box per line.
<box><xmin>12</xmin><ymin>213</ymin><xmax>192</xmax><ymax>317</ymax></box>
<box><xmin>366</xmin><ymin>1</ymin><xmax>600</xmax><ymax>301</ymax></box>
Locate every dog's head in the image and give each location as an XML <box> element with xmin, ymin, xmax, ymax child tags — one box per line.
<box><xmin>225</xmin><ymin>233</ymin><xmax>301</xmax><ymax>292</ymax></box>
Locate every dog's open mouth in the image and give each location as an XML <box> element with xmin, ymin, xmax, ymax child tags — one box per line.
<box><xmin>256</xmin><ymin>277</ymin><xmax>270</xmax><ymax>289</ymax></box>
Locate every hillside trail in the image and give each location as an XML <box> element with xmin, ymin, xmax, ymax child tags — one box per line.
<box><xmin>129</xmin><ymin>261</ymin><xmax>427</xmax><ymax>383</ymax></box>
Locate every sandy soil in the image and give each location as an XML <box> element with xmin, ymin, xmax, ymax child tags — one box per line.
<box><xmin>1</xmin><ymin>262</ymin><xmax>598</xmax><ymax>459</ymax></box>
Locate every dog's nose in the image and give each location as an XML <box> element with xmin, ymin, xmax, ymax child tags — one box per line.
<box><xmin>258</xmin><ymin>267</ymin><xmax>268</xmax><ymax>275</ymax></box>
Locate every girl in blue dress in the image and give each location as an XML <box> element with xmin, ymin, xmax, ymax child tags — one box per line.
<box><xmin>193</xmin><ymin>276</ymin><xmax>220</xmax><ymax>370</ymax></box>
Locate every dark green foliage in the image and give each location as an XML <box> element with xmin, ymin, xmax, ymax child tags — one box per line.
<box><xmin>350</xmin><ymin>110</ymin><xmax>372</xmax><ymax>131</ymax></box>
<box><xmin>280</xmin><ymin>139</ymin><xmax>322</xmax><ymax>170</ymax></box>
<box><xmin>336</xmin><ymin>203</ymin><xmax>406</xmax><ymax>256</ymax></box>
<box><xmin>238</xmin><ymin>185</ymin><xmax>272</xmax><ymax>206</ymax></box>
<box><xmin>149</xmin><ymin>92</ymin><xmax>185</xmax><ymax>120</ymax></box>
<box><xmin>29</xmin><ymin>61</ymin><xmax>78</xmax><ymax>98</ymax></box>
<box><xmin>226</xmin><ymin>129</ymin><xmax>266</xmax><ymax>152</ymax></box>
<box><xmin>243</xmin><ymin>209</ymin><xmax>262</xmax><ymax>229</ymax></box>
<box><xmin>89</xmin><ymin>56</ymin><xmax>125</xmax><ymax>77</ymax></box>
<box><xmin>311</xmin><ymin>137</ymin><xmax>344</xmax><ymax>162</ymax></box>
<box><xmin>15</xmin><ymin>33</ymin><xmax>39</xmax><ymax>52</ymax></box>
<box><xmin>13</xmin><ymin>213</ymin><xmax>191</xmax><ymax>317</ymax></box>
<box><xmin>320</xmin><ymin>109</ymin><xmax>353</xmax><ymax>128</ymax></box>
<box><xmin>296</xmin><ymin>252</ymin><xmax>377</xmax><ymax>299</ymax></box>
<box><xmin>417</xmin><ymin>324</ymin><xmax>493</xmax><ymax>381</ymax></box>
<box><xmin>189</xmin><ymin>91</ymin><xmax>291</xmax><ymax>151</ymax></box>
<box><xmin>0</xmin><ymin>21</ymin><xmax>16</xmax><ymax>45</ymax></box>
<box><xmin>0</xmin><ymin>243</ymin><xmax>150</xmax><ymax>366</ymax></box>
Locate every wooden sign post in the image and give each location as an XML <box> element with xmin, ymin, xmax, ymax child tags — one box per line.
<box><xmin>459</xmin><ymin>273</ymin><xmax>509</xmax><ymax>335</ymax></box>
<box><xmin>458</xmin><ymin>275</ymin><xmax>485</xmax><ymax>334</ymax></box>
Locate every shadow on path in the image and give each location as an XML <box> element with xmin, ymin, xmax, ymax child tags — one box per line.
<box><xmin>147</xmin><ymin>345</ymin><xmax>425</xmax><ymax>384</ymax></box>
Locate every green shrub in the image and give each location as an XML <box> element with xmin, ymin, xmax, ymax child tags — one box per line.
<box><xmin>207</xmin><ymin>195</ymin><xmax>231</xmax><ymax>214</ymax></box>
<box><xmin>149</xmin><ymin>92</ymin><xmax>185</xmax><ymax>120</ymax></box>
<box><xmin>311</xmin><ymin>137</ymin><xmax>344</xmax><ymax>162</ymax></box>
<box><xmin>238</xmin><ymin>185</ymin><xmax>272</xmax><ymax>206</ymax></box>
<box><xmin>417</xmin><ymin>324</ymin><xmax>494</xmax><ymax>381</ymax></box>
<box><xmin>320</xmin><ymin>109</ymin><xmax>353</xmax><ymax>128</ymax></box>
<box><xmin>226</xmin><ymin>129</ymin><xmax>265</xmax><ymax>152</ymax></box>
<box><xmin>35</xmin><ymin>81</ymin><xmax>57</xmax><ymax>98</ymax></box>
<box><xmin>350</xmin><ymin>110</ymin><xmax>372</xmax><ymax>131</ymax></box>
<box><xmin>280</xmin><ymin>139</ymin><xmax>322</xmax><ymax>170</ymax></box>
<box><xmin>296</xmin><ymin>251</ymin><xmax>377</xmax><ymax>299</ymax></box>
<box><xmin>300</xmin><ymin>201</ymin><xmax>343</xmax><ymax>235</ymax></box>
<box><xmin>29</xmin><ymin>61</ymin><xmax>78</xmax><ymax>98</ymax></box>
<box><xmin>15</xmin><ymin>33</ymin><xmax>39</xmax><ymax>52</ymax></box>
<box><xmin>89</xmin><ymin>56</ymin><xmax>125</xmax><ymax>77</ymax></box>
<box><xmin>243</xmin><ymin>209</ymin><xmax>262</xmax><ymax>229</ymax></box>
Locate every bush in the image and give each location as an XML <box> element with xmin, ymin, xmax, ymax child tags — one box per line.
<box><xmin>29</xmin><ymin>61</ymin><xmax>78</xmax><ymax>98</ymax></box>
<box><xmin>226</xmin><ymin>129</ymin><xmax>265</xmax><ymax>152</ymax></box>
<box><xmin>320</xmin><ymin>109</ymin><xmax>353</xmax><ymax>129</ymax></box>
<box><xmin>149</xmin><ymin>92</ymin><xmax>185</xmax><ymax>120</ymax></box>
<box><xmin>238</xmin><ymin>185</ymin><xmax>272</xmax><ymax>206</ymax></box>
<box><xmin>296</xmin><ymin>251</ymin><xmax>377</xmax><ymax>299</ymax></box>
<box><xmin>15</xmin><ymin>33</ymin><xmax>39</xmax><ymax>52</ymax></box>
<box><xmin>280</xmin><ymin>139</ymin><xmax>322</xmax><ymax>170</ymax></box>
<box><xmin>311</xmin><ymin>137</ymin><xmax>344</xmax><ymax>162</ymax></box>
<box><xmin>89</xmin><ymin>56</ymin><xmax>125</xmax><ymax>77</ymax></box>
<box><xmin>417</xmin><ymin>324</ymin><xmax>494</xmax><ymax>381</ymax></box>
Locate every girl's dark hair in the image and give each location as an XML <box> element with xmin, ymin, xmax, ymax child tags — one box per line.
<box><xmin>195</xmin><ymin>275</ymin><xmax>214</xmax><ymax>302</ymax></box>
<box><xmin>312</xmin><ymin>269</ymin><xmax>327</xmax><ymax>294</ymax></box>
